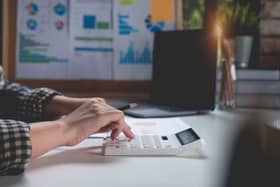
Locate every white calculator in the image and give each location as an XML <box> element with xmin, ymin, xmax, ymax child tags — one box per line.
<box><xmin>102</xmin><ymin>128</ymin><xmax>206</xmax><ymax>157</ymax></box>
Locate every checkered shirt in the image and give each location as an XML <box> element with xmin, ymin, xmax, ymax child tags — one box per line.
<box><xmin>0</xmin><ymin>77</ymin><xmax>61</xmax><ymax>175</ymax></box>
<box><xmin>0</xmin><ymin>120</ymin><xmax>31</xmax><ymax>176</ymax></box>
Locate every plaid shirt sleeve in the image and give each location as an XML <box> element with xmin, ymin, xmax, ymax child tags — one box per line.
<box><xmin>1</xmin><ymin>81</ymin><xmax>61</xmax><ymax>122</ymax></box>
<box><xmin>0</xmin><ymin>78</ymin><xmax>61</xmax><ymax>176</ymax></box>
<box><xmin>0</xmin><ymin>120</ymin><xmax>31</xmax><ymax>176</ymax></box>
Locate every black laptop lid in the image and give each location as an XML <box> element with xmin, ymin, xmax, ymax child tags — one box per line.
<box><xmin>151</xmin><ymin>29</ymin><xmax>217</xmax><ymax>110</ymax></box>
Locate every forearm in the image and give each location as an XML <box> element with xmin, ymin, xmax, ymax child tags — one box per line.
<box><xmin>30</xmin><ymin>99</ymin><xmax>134</xmax><ymax>159</ymax></box>
<box><xmin>30</xmin><ymin>120</ymin><xmax>74</xmax><ymax>158</ymax></box>
<box><xmin>45</xmin><ymin>96</ymin><xmax>87</xmax><ymax>118</ymax></box>
<box><xmin>45</xmin><ymin>96</ymin><xmax>106</xmax><ymax>118</ymax></box>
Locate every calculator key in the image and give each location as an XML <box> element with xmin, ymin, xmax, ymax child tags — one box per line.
<box><xmin>129</xmin><ymin>137</ymin><xmax>142</xmax><ymax>148</ymax></box>
<box><xmin>117</xmin><ymin>136</ymin><xmax>128</xmax><ymax>141</ymax></box>
<box><xmin>141</xmin><ymin>135</ymin><xmax>156</xmax><ymax>148</ymax></box>
<box><xmin>165</xmin><ymin>145</ymin><xmax>173</xmax><ymax>148</ymax></box>
<box><xmin>116</xmin><ymin>142</ymin><xmax>130</xmax><ymax>148</ymax></box>
<box><xmin>105</xmin><ymin>141</ymin><xmax>117</xmax><ymax>146</ymax></box>
<box><xmin>153</xmin><ymin>135</ymin><xmax>163</xmax><ymax>148</ymax></box>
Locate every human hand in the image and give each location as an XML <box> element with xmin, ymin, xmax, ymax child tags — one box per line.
<box><xmin>59</xmin><ymin>100</ymin><xmax>135</xmax><ymax>146</ymax></box>
<box><xmin>46</xmin><ymin>96</ymin><xmax>107</xmax><ymax>119</ymax></box>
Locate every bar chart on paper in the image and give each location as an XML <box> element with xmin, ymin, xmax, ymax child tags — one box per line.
<box><xmin>113</xmin><ymin>0</ymin><xmax>176</xmax><ymax>80</ymax></box>
<box><xmin>16</xmin><ymin>0</ymin><xmax>70</xmax><ymax>79</ymax></box>
<box><xmin>19</xmin><ymin>34</ymin><xmax>68</xmax><ymax>63</ymax></box>
<box><xmin>118</xmin><ymin>14</ymin><xmax>138</xmax><ymax>35</ymax></box>
<box><xmin>68</xmin><ymin>0</ymin><xmax>114</xmax><ymax>80</ymax></box>
<box><xmin>18</xmin><ymin>0</ymin><xmax>69</xmax><ymax>64</ymax></box>
<box><xmin>73</xmin><ymin>14</ymin><xmax>112</xmax><ymax>52</ymax></box>
<box><xmin>71</xmin><ymin>12</ymin><xmax>113</xmax><ymax>52</ymax></box>
<box><xmin>16</xmin><ymin>0</ymin><xmax>176</xmax><ymax>80</ymax></box>
<box><xmin>119</xmin><ymin>42</ymin><xmax>152</xmax><ymax>64</ymax></box>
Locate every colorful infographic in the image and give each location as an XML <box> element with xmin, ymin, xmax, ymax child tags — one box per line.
<box><xmin>54</xmin><ymin>2</ymin><xmax>67</xmax><ymax>16</ymax></box>
<box><xmin>118</xmin><ymin>14</ymin><xmax>138</xmax><ymax>35</ymax></box>
<box><xmin>69</xmin><ymin>0</ymin><xmax>113</xmax><ymax>53</ymax></box>
<box><xmin>16</xmin><ymin>0</ymin><xmax>176</xmax><ymax>80</ymax></box>
<box><xmin>26</xmin><ymin>2</ymin><xmax>39</xmax><ymax>16</ymax></box>
<box><xmin>113</xmin><ymin>0</ymin><xmax>175</xmax><ymax>80</ymax></box>
<box><xmin>17</xmin><ymin>0</ymin><xmax>69</xmax><ymax>79</ymax></box>
<box><xmin>69</xmin><ymin>0</ymin><xmax>114</xmax><ymax>79</ymax></box>
<box><xmin>119</xmin><ymin>42</ymin><xmax>152</xmax><ymax>64</ymax></box>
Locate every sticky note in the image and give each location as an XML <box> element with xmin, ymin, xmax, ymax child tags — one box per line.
<box><xmin>150</xmin><ymin>0</ymin><xmax>174</xmax><ymax>23</ymax></box>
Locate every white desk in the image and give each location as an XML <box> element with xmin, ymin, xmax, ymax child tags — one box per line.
<box><xmin>0</xmin><ymin>108</ymin><xmax>279</xmax><ymax>187</ymax></box>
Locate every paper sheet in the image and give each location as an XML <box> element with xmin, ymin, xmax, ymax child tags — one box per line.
<box><xmin>125</xmin><ymin>117</ymin><xmax>190</xmax><ymax>135</ymax></box>
<box><xmin>16</xmin><ymin>0</ymin><xmax>176</xmax><ymax>80</ymax></box>
<box><xmin>113</xmin><ymin>0</ymin><xmax>176</xmax><ymax>80</ymax></box>
<box><xmin>69</xmin><ymin>0</ymin><xmax>113</xmax><ymax>79</ymax></box>
<box><xmin>16</xmin><ymin>0</ymin><xmax>69</xmax><ymax>79</ymax></box>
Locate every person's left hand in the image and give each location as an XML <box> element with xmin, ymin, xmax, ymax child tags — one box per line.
<box><xmin>45</xmin><ymin>96</ymin><xmax>107</xmax><ymax>119</ymax></box>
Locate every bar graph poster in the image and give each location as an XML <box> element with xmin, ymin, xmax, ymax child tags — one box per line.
<box><xmin>16</xmin><ymin>0</ymin><xmax>69</xmax><ymax>79</ymax></box>
<box><xmin>69</xmin><ymin>0</ymin><xmax>113</xmax><ymax>79</ymax></box>
<box><xmin>16</xmin><ymin>0</ymin><xmax>176</xmax><ymax>80</ymax></box>
<box><xmin>113</xmin><ymin>0</ymin><xmax>176</xmax><ymax>80</ymax></box>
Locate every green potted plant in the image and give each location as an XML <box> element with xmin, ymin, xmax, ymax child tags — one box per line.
<box><xmin>217</xmin><ymin>2</ymin><xmax>262</xmax><ymax>68</ymax></box>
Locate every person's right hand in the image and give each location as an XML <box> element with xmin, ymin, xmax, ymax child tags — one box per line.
<box><xmin>59</xmin><ymin>100</ymin><xmax>135</xmax><ymax>146</ymax></box>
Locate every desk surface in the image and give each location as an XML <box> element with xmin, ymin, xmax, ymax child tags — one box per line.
<box><xmin>0</xmin><ymin>108</ymin><xmax>279</xmax><ymax>187</ymax></box>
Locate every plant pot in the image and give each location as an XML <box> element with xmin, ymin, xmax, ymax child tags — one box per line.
<box><xmin>234</xmin><ymin>35</ymin><xmax>254</xmax><ymax>68</ymax></box>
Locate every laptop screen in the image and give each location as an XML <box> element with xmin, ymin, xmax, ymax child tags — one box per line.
<box><xmin>151</xmin><ymin>29</ymin><xmax>217</xmax><ymax>110</ymax></box>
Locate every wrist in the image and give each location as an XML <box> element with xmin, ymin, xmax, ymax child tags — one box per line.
<box><xmin>56</xmin><ymin>119</ymin><xmax>77</xmax><ymax>146</ymax></box>
<box><xmin>30</xmin><ymin>119</ymin><xmax>78</xmax><ymax>157</ymax></box>
<box><xmin>57</xmin><ymin>118</ymin><xmax>87</xmax><ymax>146</ymax></box>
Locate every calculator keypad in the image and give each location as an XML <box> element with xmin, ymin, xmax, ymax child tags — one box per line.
<box><xmin>104</xmin><ymin>135</ymin><xmax>166</xmax><ymax>149</ymax></box>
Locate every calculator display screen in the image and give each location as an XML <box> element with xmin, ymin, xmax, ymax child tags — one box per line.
<box><xmin>175</xmin><ymin>129</ymin><xmax>200</xmax><ymax>145</ymax></box>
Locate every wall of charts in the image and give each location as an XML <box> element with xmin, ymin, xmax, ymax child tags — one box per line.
<box><xmin>16</xmin><ymin>0</ymin><xmax>176</xmax><ymax>80</ymax></box>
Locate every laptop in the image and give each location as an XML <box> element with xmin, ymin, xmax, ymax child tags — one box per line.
<box><xmin>124</xmin><ymin>29</ymin><xmax>217</xmax><ymax>118</ymax></box>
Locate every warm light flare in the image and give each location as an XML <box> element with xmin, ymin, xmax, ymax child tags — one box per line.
<box><xmin>216</xmin><ymin>23</ymin><xmax>222</xmax><ymax>67</ymax></box>
<box><xmin>216</xmin><ymin>24</ymin><xmax>222</xmax><ymax>37</ymax></box>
